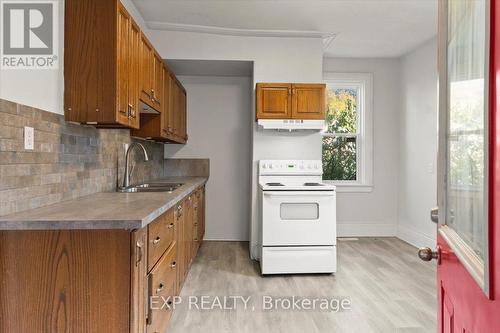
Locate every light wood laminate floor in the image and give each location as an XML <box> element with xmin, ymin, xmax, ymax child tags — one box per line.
<box><xmin>168</xmin><ymin>238</ymin><xmax>436</xmax><ymax>333</ymax></box>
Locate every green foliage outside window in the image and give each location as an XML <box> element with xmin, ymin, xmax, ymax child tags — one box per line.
<box><xmin>322</xmin><ymin>88</ymin><xmax>358</xmax><ymax>181</ymax></box>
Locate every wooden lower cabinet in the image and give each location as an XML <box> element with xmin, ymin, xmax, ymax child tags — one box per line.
<box><xmin>147</xmin><ymin>243</ymin><xmax>177</xmax><ymax>333</ymax></box>
<box><xmin>0</xmin><ymin>185</ymin><xmax>205</xmax><ymax>333</ymax></box>
<box><xmin>131</xmin><ymin>227</ymin><xmax>149</xmax><ymax>333</ymax></box>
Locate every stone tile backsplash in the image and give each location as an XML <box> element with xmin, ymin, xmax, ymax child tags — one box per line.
<box><xmin>164</xmin><ymin>159</ymin><xmax>210</xmax><ymax>177</ymax></box>
<box><xmin>0</xmin><ymin>98</ymin><xmax>165</xmax><ymax>217</ymax></box>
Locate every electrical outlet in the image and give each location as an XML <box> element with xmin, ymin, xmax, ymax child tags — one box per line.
<box><xmin>24</xmin><ymin>126</ymin><xmax>34</xmax><ymax>150</ymax></box>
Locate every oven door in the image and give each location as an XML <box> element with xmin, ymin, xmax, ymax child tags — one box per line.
<box><xmin>261</xmin><ymin>191</ymin><xmax>336</xmax><ymax>246</ymax></box>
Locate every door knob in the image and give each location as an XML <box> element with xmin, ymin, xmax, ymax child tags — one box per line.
<box><xmin>418</xmin><ymin>247</ymin><xmax>439</xmax><ymax>261</ymax></box>
<box><xmin>430</xmin><ymin>207</ymin><xmax>439</xmax><ymax>223</ymax></box>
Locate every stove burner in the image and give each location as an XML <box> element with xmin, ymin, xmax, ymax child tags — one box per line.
<box><xmin>304</xmin><ymin>182</ymin><xmax>325</xmax><ymax>186</ymax></box>
<box><xmin>266</xmin><ymin>182</ymin><xmax>285</xmax><ymax>186</ymax></box>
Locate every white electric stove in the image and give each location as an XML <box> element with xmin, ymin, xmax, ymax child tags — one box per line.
<box><xmin>258</xmin><ymin>160</ymin><xmax>337</xmax><ymax>275</ymax></box>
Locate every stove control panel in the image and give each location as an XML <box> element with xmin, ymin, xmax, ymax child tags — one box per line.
<box><xmin>259</xmin><ymin>160</ymin><xmax>323</xmax><ymax>175</ymax></box>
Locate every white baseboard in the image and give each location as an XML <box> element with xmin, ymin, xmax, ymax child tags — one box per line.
<box><xmin>203</xmin><ymin>237</ymin><xmax>249</xmax><ymax>242</ymax></box>
<box><xmin>397</xmin><ymin>225</ymin><xmax>436</xmax><ymax>248</ymax></box>
<box><xmin>337</xmin><ymin>223</ymin><xmax>397</xmax><ymax>237</ymax></box>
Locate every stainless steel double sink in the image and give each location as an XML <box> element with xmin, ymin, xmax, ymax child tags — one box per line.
<box><xmin>118</xmin><ymin>182</ymin><xmax>184</xmax><ymax>193</ymax></box>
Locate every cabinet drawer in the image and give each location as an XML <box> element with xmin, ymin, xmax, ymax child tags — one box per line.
<box><xmin>147</xmin><ymin>282</ymin><xmax>174</xmax><ymax>333</ymax></box>
<box><xmin>148</xmin><ymin>209</ymin><xmax>175</xmax><ymax>271</ymax></box>
<box><xmin>147</xmin><ymin>243</ymin><xmax>177</xmax><ymax>333</ymax></box>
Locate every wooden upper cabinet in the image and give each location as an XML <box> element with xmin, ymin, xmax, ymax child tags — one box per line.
<box><xmin>291</xmin><ymin>84</ymin><xmax>326</xmax><ymax>119</ymax></box>
<box><xmin>152</xmin><ymin>52</ymin><xmax>163</xmax><ymax>109</ymax></box>
<box><xmin>164</xmin><ymin>74</ymin><xmax>187</xmax><ymax>144</ymax></box>
<box><xmin>256</xmin><ymin>83</ymin><xmax>325</xmax><ymax>120</ymax></box>
<box><xmin>256</xmin><ymin>83</ymin><xmax>292</xmax><ymax>119</ymax></box>
<box><xmin>139</xmin><ymin>35</ymin><xmax>154</xmax><ymax>106</ymax></box>
<box><xmin>64</xmin><ymin>0</ymin><xmax>141</xmax><ymax>128</ymax></box>
<box><xmin>128</xmin><ymin>20</ymin><xmax>141</xmax><ymax>129</ymax></box>
<box><xmin>130</xmin><ymin>65</ymin><xmax>188</xmax><ymax>144</ymax></box>
<box><xmin>116</xmin><ymin>5</ymin><xmax>130</xmax><ymax>126</ymax></box>
<box><xmin>169</xmin><ymin>76</ymin><xmax>180</xmax><ymax>138</ymax></box>
<box><xmin>162</xmin><ymin>67</ymin><xmax>171</xmax><ymax>137</ymax></box>
<box><xmin>138</xmin><ymin>36</ymin><xmax>162</xmax><ymax>113</ymax></box>
<box><xmin>178</xmin><ymin>85</ymin><xmax>187</xmax><ymax>142</ymax></box>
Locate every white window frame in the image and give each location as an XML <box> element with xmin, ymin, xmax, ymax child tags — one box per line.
<box><xmin>322</xmin><ymin>72</ymin><xmax>374</xmax><ymax>193</ymax></box>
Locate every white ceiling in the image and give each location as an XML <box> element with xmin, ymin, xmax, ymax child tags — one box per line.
<box><xmin>132</xmin><ymin>0</ymin><xmax>438</xmax><ymax>58</ymax></box>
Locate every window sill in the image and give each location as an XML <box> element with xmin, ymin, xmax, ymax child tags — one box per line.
<box><xmin>325</xmin><ymin>183</ymin><xmax>373</xmax><ymax>193</ymax></box>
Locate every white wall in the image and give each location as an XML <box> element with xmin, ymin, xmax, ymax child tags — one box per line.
<box><xmin>322</xmin><ymin>57</ymin><xmax>401</xmax><ymax>237</ymax></box>
<box><xmin>0</xmin><ymin>0</ymin><xmax>437</xmax><ymax>248</ymax></box>
<box><xmin>149</xmin><ymin>30</ymin><xmax>324</xmax><ymax>256</ymax></box>
<box><xmin>0</xmin><ymin>0</ymin><xmax>149</xmax><ymax>114</ymax></box>
<box><xmin>165</xmin><ymin>75</ymin><xmax>252</xmax><ymax>241</ymax></box>
<box><xmin>397</xmin><ymin>38</ymin><xmax>438</xmax><ymax>248</ymax></box>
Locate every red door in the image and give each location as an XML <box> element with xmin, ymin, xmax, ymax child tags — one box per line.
<box><xmin>421</xmin><ymin>0</ymin><xmax>500</xmax><ymax>332</ymax></box>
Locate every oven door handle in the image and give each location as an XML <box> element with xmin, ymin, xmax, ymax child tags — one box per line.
<box><xmin>263</xmin><ymin>191</ymin><xmax>335</xmax><ymax>197</ymax></box>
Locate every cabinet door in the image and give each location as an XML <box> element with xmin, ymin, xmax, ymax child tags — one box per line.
<box><xmin>140</xmin><ymin>34</ymin><xmax>153</xmax><ymax>103</ymax></box>
<box><xmin>128</xmin><ymin>19</ymin><xmax>141</xmax><ymax>129</ymax></box>
<box><xmin>183</xmin><ymin>197</ymin><xmax>193</xmax><ymax>270</ymax></box>
<box><xmin>64</xmin><ymin>0</ymin><xmax>99</xmax><ymax>123</ymax></box>
<box><xmin>175</xmin><ymin>203</ymin><xmax>185</xmax><ymax>292</ymax></box>
<box><xmin>192</xmin><ymin>193</ymin><xmax>199</xmax><ymax>254</ymax></box>
<box><xmin>179</xmin><ymin>87</ymin><xmax>187</xmax><ymax>142</ymax></box>
<box><xmin>148</xmin><ymin>209</ymin><xmax>175</xmax><ymax>272</ymax></box>
<box><xmin>146</xmin><ymin>243</ymin><xmax>177</xmax><ymax>333</ymax></box>
<box><xmin>197</xmin><ymin>188</ymin><xmax>205</xmax><ymax>243</ymax></box>
<box><xmin>291</xmin><ymin>83</ymin><xmax>326</xmax><ymax>119</ymax></box>
<box><xmin>256</xmin><ymin>83</ymin><xmax>292</xmax><ymax>119</ymax></box>
<box><xmin>131</xmin><ymin>228</ymin><xmax>148</xmax><ymax>333</ymax></box>
<box><xmin>152</xmin><ymin>53</ymin><xmax>163</xmax><ymax>110</ymax></box>
<box><xmin>161</xmin><ymin>66</ymin><xmax>170</xmax><ymax>138</ymax></box>
<box><xmin>169</xmin><ymin>77</ymin><xmax>179</xmax><ymax>138</ymax></box>
<box><xmin>116</xmin><ymin>4</ymin><xmax>130</xmax><ymax>126</ymax></box>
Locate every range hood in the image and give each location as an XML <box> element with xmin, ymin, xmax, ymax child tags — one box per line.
<box><xmin>257</xmin><ymin>119</ymin><xmax>325</xmax><ymax>131</ymax></box>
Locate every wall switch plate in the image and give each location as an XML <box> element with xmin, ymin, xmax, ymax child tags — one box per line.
<box><xmin>24</xmin><ymin>126</ymin><xmax>34</xmax><ymax>150</ymax></box>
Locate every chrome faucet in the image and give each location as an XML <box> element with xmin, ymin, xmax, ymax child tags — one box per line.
<box><xmin>121</xmin><ymin>142</ymin><xmax>149</xmax><ymax>189</ymax></box>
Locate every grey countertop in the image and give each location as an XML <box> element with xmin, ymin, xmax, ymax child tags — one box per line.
<box><xmin>0</xmin><ymin>177</ymin><xmax>207</xmax><ymax>230</ymax></box>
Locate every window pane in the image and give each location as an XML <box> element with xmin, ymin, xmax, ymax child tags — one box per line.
<box><xmin>325</xmin><ymin>88</ymin><xmax>358</xmax><ymax>134</ymax></box>
<box><xmin>322</xmin><ymin>136</ymin><xmax>357</xmax><ymax>181</ymax></box>
<box><xmin>446</xmin><ymin>0</ymin><xmax>486</xmax><ymax>259</ymax></box>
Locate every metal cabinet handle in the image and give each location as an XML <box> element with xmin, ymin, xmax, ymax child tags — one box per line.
<box><xmin>170</xmin><ymin>261</ymin><xmax>177</xmax><ymax>269</ymax></box>
<box><xmin>147</xmin><ymin>274</ymin><xmax>153</xmax><ymax>325</ymax></box>
<box><xmin>135</xmin><ymin>241</ymin><xmax>143</xmax><ymax>266</ymax></box>
<box><xmin>156</xmin><ymin>282</ymin><xmax>164</xmax><ymax>293</ymax></box>
<box><xmin>153</xmin><ymin>236</ymin><xmax>161</xmax><ymax>244</ymax></box>
<box><xmin>128</xmin><ymin>103</ymin><xmax>135</xmax><ymax>118</ymax></box>
<box><xmin>168</xmin><ymin>223</ymin><xmax>174</xmax><ymax>229</ymax></box>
